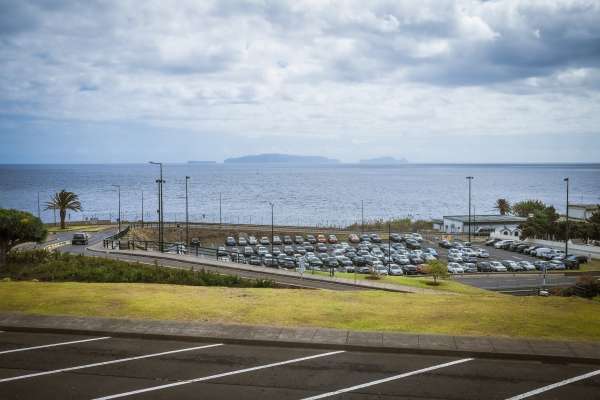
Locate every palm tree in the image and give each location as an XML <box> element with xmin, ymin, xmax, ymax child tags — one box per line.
<box><xmin>495</xmin><ymin>198</ymin><xmax>511</xmax><ymax>215</ymax></box>
<box><xmin>45</xmin><ymin>190</ymin><xmax>82</xmax><ymax>229</ymax></box>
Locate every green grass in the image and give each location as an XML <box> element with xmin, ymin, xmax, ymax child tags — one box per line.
<box><xmin>47</xmin><ymin>225</ymin><xmax>112</xmax><ymax>233</ymax></box>
<box><xmin>1</xmin><ymin>281</ymin><xmax>599</xmax><ymax>342</ymax></box>
<box><xmin>579</xmin><ymin>259</ymin><xmax>600</xmax><ymax>272</ymax></box>
<box><xmin>311</xmin><ymin>270</ymin><xmax>487</xmax><ymax>294</ymax></box>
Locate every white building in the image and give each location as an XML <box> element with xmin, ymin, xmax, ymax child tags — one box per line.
<box><xmin>568</xmin><ymin>204</ymin><xmax>599</xmax><ymax>221</ymax></box>
<box><xmin>441</xmin><ymin>215</ymin><xmax>527</xmax><ymax>237</ymax></box>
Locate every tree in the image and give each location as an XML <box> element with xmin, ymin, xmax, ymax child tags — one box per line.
<box><xmin>44</xmin><ymin>190</ymin><xmax>82</xmax><ymax>229</ymax></box>
<box><xmin>521</xmin><ymin>205</ymin><xmax>559</xmax><ymax>239</ymax></box>
<box><xmin>588</xmin><ymin>207</ymin><xmax>600</xmax><ymax>224</ymax></box>
<box><xmin>494</xmin><ymin>199</ymin><xmax>511</xmax><ymax>215</ymax></box>
<box><xmin>512</xmin><ymin>199</ymin><xmax>547</xmax><ymax>218</ymax></box>
<box><xmin>424</xmin><ymin>259</ymin><xmax>448</xmax><ymax>285</ymax></box>
<box><xmin>0</xmin><ymin>209</ymin><xmax>47</xmax><ymax>266</ymax></box>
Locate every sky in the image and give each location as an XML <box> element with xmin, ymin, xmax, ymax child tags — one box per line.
<box><xmin>1</xmin><ymin>0</ymin><xmax>600</xmax><ymax>163</ymax></box>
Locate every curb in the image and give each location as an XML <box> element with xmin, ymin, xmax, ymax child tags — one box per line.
<box><xmin>1</xmin><ymin>320</ymin><xmax>598</xmax><ymax>366</ymax></box>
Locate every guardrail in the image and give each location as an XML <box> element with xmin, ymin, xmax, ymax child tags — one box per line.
<box><xmin>43</xmin><ymin>240</ymin><xmax>71</xmax><ymax>252</ymax></box>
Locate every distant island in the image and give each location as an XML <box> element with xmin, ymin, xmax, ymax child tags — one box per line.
<box><xmin>224</xmin><ymin>153</ymin><xmax>339</xmax><ymax>164</ymax></box>
<box><xmin>359</xmin><ymin>156</ymin><xmax>408</xmax><ymax>164</ymax></box>
<box><xmin>187</xmin><ymin>160</ymin><xmax>217</xmax><ymax>164</ymax></box>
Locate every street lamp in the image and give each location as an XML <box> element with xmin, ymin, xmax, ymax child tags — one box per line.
<box><xmin>388</xmin><ymin>222</ymin><xmax>392</xmax><ymax>275</ymax></box>
<box><xmin>149</xmin><ymin>161</ymin><xmax>164</xmax><ymax>251</ymax></box>
<box><xmin>185</xmin><ymin>176</ymin><xmax>190</xmax><ymax>245</ymax></box>
<box><xmin>564</xmin><ymin>177</ymin><xmax>569</xmax><ymax>257</ymax></box>
<box><xmin>141</xmin><ymin>191</ymin><xmax>144</xmax><ymax>228</ymax></box>
<box><xmin>269</xmin><ymin>202</ymin><xmax>274</xmax><ymax>256</ymax></box>
<box><xmin>37</xmin><ymin>191</ymin><xmax>41</xmax><ymax>220</ymax></box>
<box><xmin>361</xmin><ymin>200</ymin><xmax>364</xmax><ymax>233</ymax></box>
<box><xmin>466</xmin><ymin>176</ymin><xmax>474</xmax><ymax>242</ymax></box>
<box><xmin>112</xmin><ymin>185</ymin><xmax>121</xmax><ymax>232</ymax></box>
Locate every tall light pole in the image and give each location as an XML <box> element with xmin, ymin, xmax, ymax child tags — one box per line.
<box><xmin>269</xmin><ymin>202</ymin><xmax>274</xmax><ymax>256</ymax></box>
<box><xmin>466</xmin><ymin>176</ymin><xmax>474</xmax><ymax>242</ymax></box>
<box><xmin>185</xmin><ymin>176</ymin><xmax>190</xmax><ymax>245</ymax></box>
<box><xmin>219</xmin><ymin>192</ymin><xmax>222</xmax><ymax>226</ymax></box>
<box><xmin>361</xmin><ymin>200</ymin><xmax>364</xmax><ymax>233</ymax></box>
<box><xmin>141</xmin><ymin>191</ymin><xmax>144</xmax><ymax>228</ymax></box>
<box><xmin>112</xmin><ymin>185</ymin><xmax>121</xmax><ymax>232</ymax></box>
<box><xmin>564</xmin><ymin>177</ymin><xmax>569</xmax><ymax>257</ymax></box>
<box><xmin>37</xmin><ymin>191</ymin><xmax>41</xmax><ymax>220</ymax></box>
<box><xmin>149</xmin><ymin>161</ymin><xmax>164</xmax><ymax>251</ymax></box>
<box><xmin>388</xmin><ymin>222</ymin><xmax>391</xmax><ymax>274</ymax></box>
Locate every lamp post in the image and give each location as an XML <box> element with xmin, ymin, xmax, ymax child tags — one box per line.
<box><xmin>219</xmin><ymin>192</ymin><xmax>222</xmax><ymax>226</ymax></box>
<box><xmin>466</xmin><ymin>176</ymin><xmax>474</xmax><ymax>242</ymax></box>
<box><xmin>388</xmin><ymin>222</ymin><xmax>391</xmax><ymax>275</ymax></box>
<box><xmin>269</xmin><ymin>202</ymin><xmax>274</xmax><ymax>256</ymax></box>
<box><xmin>149</xmin><ymin>161</ymin><xmax>164</xmax><ymax>251</ymax></box>
<box><xmin>361</xmin><ymin>200</ymin><xmax>364</xmax><ymax>233</ymax></box>
<box><xmin>37</xmin><ymin>191</ymin><xmax>41</xmax><ymax>220</ymax></box>
<box><xmin>112</xmin><ymin>185</ymin><xmax>121</xmax><ymax>232</ymax></box>
<box><xmin>185</xmin><ymin>176</ymin><xmax>190</xmax><ymax>245</ymax></box>
<box><xmin>141</xmin><ymin>191</ymin><xmax>144</xmax><ymax>228</ymax></box>
<box><xmin>564</xmin><ymin>177</ymin><xmax>569</xmax><ymax>257</ymax></box>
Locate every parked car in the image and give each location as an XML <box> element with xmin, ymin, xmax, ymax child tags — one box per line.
<box><xmin>462</xmin><ymin>263</ymin><xmax>478</xmax><ymax>273</ymax></box>
<box><xmin>485</xmin><ymin>238</ymin><xmax>501</xmax><ymax>246</ymax></box>
<box><xmin>283</xmin><ymin>245</ymin><xmax>294</xmax><ymax>255</ymax></box>
<box><xmin>259</xmin><ymin>236</ymin><xmax>270</xmax><ymax>245</ymax></box>
<box><xmin>390</xmin><ymin>233</ymin><xmax>402</xmax><ymax>242</ymax></box>
<box><xmin>328</xmin><ymin>234</ymin><xmax>338</xmax><ymax>244</ymax></box>
<box><xmin>283</xmin><ymin>235</ymin><xmax>293</xmax><ymax>245</ymax></box>
<box><xmin>71</xmin><ymin>232</ymin><xmax>89</xmax><ymax>245</ymax></box>
<box><xmin>424</xmin><ymin>248</ymin><xmax>438</xmax><ymax>257</ymax></box>
<box><xmin>476</xmin><ymin>248</ymin><xmax>490</xmax><ymax>258</ymax></box>
<box><xmin>502</xmin><ymin>260</ymin><xmax>523</xmax><ymax>271</ymax></box>
<box><xmin>263</xmin><ymin>255</ymin><xmax>278</xmax><ymax>268</ymax></box>
<box><xmin>317</xmin><ymin>234</ymin><xmax>327</xmax><ymax>243</ymax></box>
<box><xmin>438</xmin><ymin>240</ymin><xmax>452</xmax><ymax>248</ymax></box>
<box><xmin>406</xmin><ymin>239</ymin><xmax>421</xmax><ymax>249</ymax></box>
<box><xmin>243</xmin><ymin>246</ymin><xmax>254</xmax><ymax>256</ymax></box>
<box><xmin>518</xmin><ymin>261</ymin><xmax>536</xmax><ymax>271</ymax></box>
<box><xmin>348</xmin><ymin>233</ymin><xmax>360</xmax><ymax>243</ymax></box>
<box><xmin>272</xmin><ymin>235</ymin><xmax>282</xmax><ymax>245</ymax></box>
<box><xmin>306</xmin><ymin>234</ymin><xmax>317</xmax><ymax>244</ymax></box>
<box><xmin>316</xmin><ymin>243</ymin><xmax>328</xmax><ymax>253</ymax></box>
<box><xmin>477</xmin><ymin>261</ymin><xmax>493</xmax><ymax>272</ymax></box>
<box><xmin>549</xmin><ymin>260</ymin><xmax>566</xmax><ymax>270</ymax></box>
<box><xmin>225</xmin><ymin>236</ymin><xmax>236</xmax><ymax>246</ymax></box>
<box><xmin>534</xmin><ymin>260</ymin><xmax>550</xmax><ymax>270</ymax></box>
<box><xmin>359</xmin><ymin>234</ymin><xmax>371</xmax><ymax>242</ymax></box>
<box><xmin>448</xmin><ymin>254</ymin><xmax>463</xmax><ymax>263</ymax></box>
<box><xmin>447</xmin><ymin>262</ymin><xmax>464</xmax><ymax>274</ymax></box>
<box><xmin>217</xmin><ymin>246</ymin><xmax>229</xmax><ymax>257</ymax></box>
<box><xmin>388</xmin><ymin>264</ymin><xmax>404</xmax><ymax>275</ymax></box>
<box><xmin>238</xmin><ymin>236</ymin><xmax>248</xmax><ymax>246</ymax></box>
<box><xmin>248</xmin><ymin>236</ymin><xmax>258</xmax><ymax>246</ymax></box>
<box><xmin>248</xmin><ymin>255</ymin><xmax>261</xmax><ymax>265</ymax></box>
<box><xmin>370</xmin><ymin>233</ymin><xmax>382</xmax><ymax>243</ymax></box>
<box><xmin>489</xmin><ymin>261</ymin><xmax>508</xmax><ymax>272</ymax></box>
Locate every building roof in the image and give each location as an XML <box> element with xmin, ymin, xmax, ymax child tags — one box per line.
<box><xmin>443</xmin><ymin>215</ymin><xmax>527</xmax><ymax>224</ymax></box>
<box><xmin>568</xmin><ymin>204</ymin><xmax>599</xmax><ymax>210</ymax></box>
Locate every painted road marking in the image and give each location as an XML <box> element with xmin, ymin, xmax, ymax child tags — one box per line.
<box><xmin>0</xmin><ymin>336</ymin><xmax>111</xmax><ymax>355</ymax></box>
<box><xmin>300</xmin><ymin>358</ymin><xmax>474</xmax><ymax>400</ymax></box>
<box><xmin>504</xmin><ymin>368</ymin><xmax>600</xmax><ymax>400</ymax></box>
<box><xmin>0</xmin><ymin>343</ymin><xmax>223</xmax><ymax>383</ymax></box>
<box><xmin>93</xmin><ymin>350</ymin><xmax>346</xmax><ymax>400</ymax></box>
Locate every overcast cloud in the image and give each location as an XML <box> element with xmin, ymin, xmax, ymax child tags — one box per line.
<box><xmin>1</xmin><ymin>0</ymin><xmax>599</xmax><ymax>162</ymax></box>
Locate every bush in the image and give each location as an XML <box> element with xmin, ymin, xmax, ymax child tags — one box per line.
<box><xmin>422</xmin><ymin>260</ymin><xmax>448</xmax><ymax>285</ymax></box>
<box><xmin>1</xmin><ymin>251</ymin><xmax>276</xmax><ymax>288</ymax></box>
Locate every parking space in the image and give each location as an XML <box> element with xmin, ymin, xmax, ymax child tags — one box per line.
<box><xmin>0</xmin><ymin>331</ymin><xmax>598</xmax><ymax>399</ymax></box>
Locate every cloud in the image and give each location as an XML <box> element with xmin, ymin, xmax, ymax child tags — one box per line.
<box><xmin>0</xmin><ymin>0</ymin><xmax>599</xmax><ymax>162</ymax></box>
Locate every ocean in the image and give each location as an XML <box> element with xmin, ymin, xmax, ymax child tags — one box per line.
<box><xmin>1</xmin><ymin>163</ymin><xmax>599</xmax><ymax>226</ymax></box>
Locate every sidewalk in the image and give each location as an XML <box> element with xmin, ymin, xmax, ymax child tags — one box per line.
<box><xmin>1</xmin><ymin>313</ymin><xmax>598</xmax><ymax>364</ymax></box>
<box><xmin>87</xmin><ymin>242</ymin><xmax>442</xmax><ymax>294</ymax></box>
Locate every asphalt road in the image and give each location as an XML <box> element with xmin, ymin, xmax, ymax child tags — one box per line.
<box><xmin>0</xmin><ymin>331</ymin><xmax>598</xmax><ymax>400</ymax></box>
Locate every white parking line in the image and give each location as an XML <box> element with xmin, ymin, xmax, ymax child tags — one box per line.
<box><xmin>0</xmin><ymin>336</ymin><xmax>111</xmax><ymax>355</ymax></box>
<box><xmin>299</xmin><ymin>358</ymin><xmax>474</xmax><ymax>400</ymax></box>
<box><xmin>92</xmin><ymin>350</ymin><xmax>345</xmax><ymax>400</ymax></box>
<box><xmin>504</xmin><ymin>368</ymin><xmax>600</xmax><ymax>400</ymax></box>
<box><xmin>0</xmin><ymin>343</ymin><xmax>223</xmax><ymax>383</ymax></box>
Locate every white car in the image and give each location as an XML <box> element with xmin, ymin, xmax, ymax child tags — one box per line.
<box><xmin>476</xmin><ymin>248</ymin><xmax>490</xmax><ymax>258</ymax></box>
<box><xmin>447</xmin><ymin>262</ymin><xmax>464</xmax><ymax>274</ymax></box>
<box><xmin>518</xmin><ymin>261</ymin><xmax>536</xmax><ymax>271</ymax></box>
<box><xmin>489</xmin><ymin>261</ymin><xmax>507</xmax><ymax>272</ymax></box>
<box><xmin>388</xmin><ymin>264</ymin><xmax>404</xmax><ymax>276</ymax></box>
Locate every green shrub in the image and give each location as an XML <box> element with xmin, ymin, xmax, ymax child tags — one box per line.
<box><xmin>1</xmin><ymin>251</ymin><xmax>275</xmax><ymax>288</ymax></box>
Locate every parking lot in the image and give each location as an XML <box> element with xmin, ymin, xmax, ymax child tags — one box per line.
<box><xmin>0</xmin><ymin>331</ymin><xmax>598</xmax><ymax>399</ymax></box>
<box><xmin>216</xmin><ymin>231</ymin><xmax>572</xmax><ymax>276</ymax></box>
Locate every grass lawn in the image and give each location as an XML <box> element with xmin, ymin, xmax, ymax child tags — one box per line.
<box><xmin>579</xmin><ymin>259</ymin><xmax>600</xmax><ymax>272</ymax></box>
<box><xmin>311</xmin><ymin>270</ymin><xmax>488</xmax><ymax>295</ymax></box>
<box><xmin>1</xmin><ymin>281</ymin><xmax>599</xmax><ymax>342</ymax></box>
<box><xmin>47</xmin><ymin>225</ymin><xmax>113</xmax><ymax>233</ymax></box>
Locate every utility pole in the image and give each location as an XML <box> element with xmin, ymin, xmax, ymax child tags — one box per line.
<box><xmin>219</xmin><ymin>192</ymin><xmax>222</xmax><ymax>226</ymax></box>
<box><xmin>361</xmin><ymin>200</ymin><xmax>364</xmax><ymax>233</ymax></box>
<box><xmin>141</xmin><ymin>191</ymin><xmax>144</xmax><ymax>228</ymax></box>
<box><xmin>37</xmin><ymin>191</ymin><xmax>41</xmax><ymax>220</ymax></box>
<box><xmin>185</xmin><ymin>176</ymin><xmax>190</xmax><ymax>245</ymax></box>
<box><xmin>564</xmin><ymin>177</ymin><xmax>569</xmax><ymax>257</ymax></box>
<box><xmin>269</xmin><ymin>202</ymin><xmax>274</xmax><ymax>256</ymax></box>
<box><xmin>466</xmin><ymin>176</ymin><xmax>474</xmax><ymax>242</ymax></box>
<box><xmin>150</xmin><ymin>162</ymin><xmax>164</xmax><ymax>251</ymax></box>
<box><xmin>112</xmin><ymin>185</ymin><xmax>121</xmax><ymax>232</ymax></box>
<box><xmin>388</xmin><ymin>222</ymin><xmax>391</xmax><ymax>274</ymax></box>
